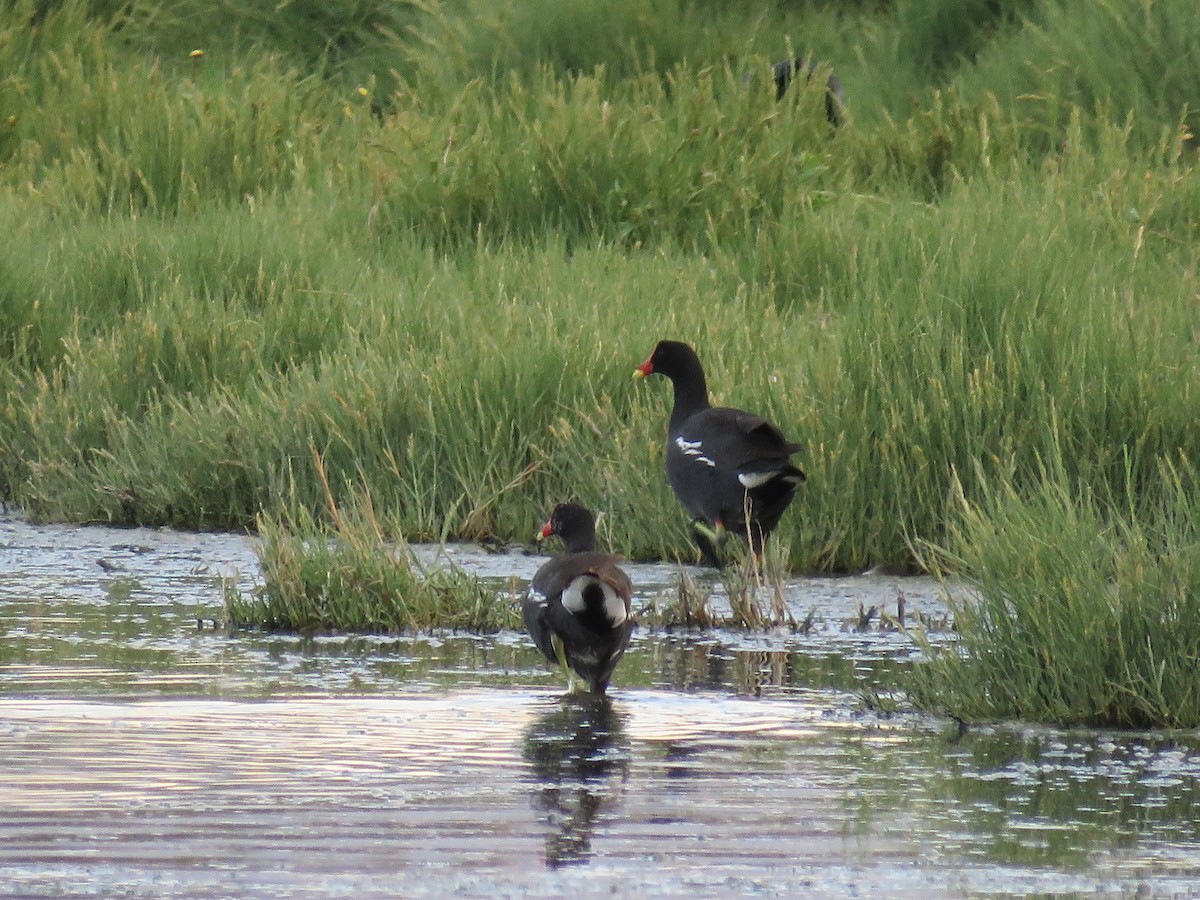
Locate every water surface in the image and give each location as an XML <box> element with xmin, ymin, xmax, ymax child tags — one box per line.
<box><xmin>1</xmin><ymin>513</ymin><xmax>1198</xmax><ymax>897</ymax></box>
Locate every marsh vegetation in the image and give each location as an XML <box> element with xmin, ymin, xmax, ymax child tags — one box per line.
<box><xmin>2</xmin><ymin>0</ymin><xmax>1199</xmax><ymax>726</ymax></box>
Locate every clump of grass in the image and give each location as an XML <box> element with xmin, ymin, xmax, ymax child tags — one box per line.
<box><xmin>892</xmin><ymin>0</ymin><xmax>1040</xmax><ymax>75</ymax></box>
<box><xmin>639</xmin><ymin>568</ymin><xmax>718</xmax><ymax>630</ymax></box>
<box><xmin>909</xmin><ymin>459</ymin><xmax>1200</xmax><ymax>729</ymax></box>
<box><xmin>720</xmin><ymin>562</ymin><xmax>764</xmax><ymax>630</ymax></box>
<box><xmin>719</xmin><ymin>537</ymin><xmax>796</xmax><ymax>630</ymax></box>
<box><xmin>955</xmin><ymin>0</ymin><xmax>1200</xmax><ymax>152</ymax></box>
<box><xmin>366</xmin><ymin>62</ymin><xmax>834</xmax><ymax>251</ymax></box>
<box><xmin>225</xmin><ymin>457</ymin><xmax>519</xmax><ymax>633</ymax></box>
<box><xmin>639</xmin><ymin>539</ymin><xmax>797</xmax><ymax>631</ymax></box>
<box><xmin>112</xmin><ymin>0</ymin><xmax>425</xmax><ymax>92</ymax></box>
<box><xmin>402</xmin><ymin>0</ymin><xmax>850</xmax><ymax>104</ymax></box>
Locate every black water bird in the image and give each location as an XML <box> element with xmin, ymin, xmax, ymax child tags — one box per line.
<box><xmin>634</xmin><ymin>340</ymin><xmax>806</xmax><ymax>567</ymax></box>
<box><xmin>524</xmin><ymin>503</ymin><xmax>634</xmax><ymax>695</ymax></box>
<box><xmin>766</xmin><ymin>56</ymin><xmax>845</xmax><ymax>126</ymax></box>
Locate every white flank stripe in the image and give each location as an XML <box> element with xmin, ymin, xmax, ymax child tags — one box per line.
<box><xmin>675</xmin><ymin>436</ymin><xmax>716</xmax><ymax>468</ymax></box>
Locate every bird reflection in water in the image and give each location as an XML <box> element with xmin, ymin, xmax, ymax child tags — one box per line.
<box><xmin>522</xmin><ymin>692</ymin><xmax>631</xmax><ymax>868</ymax></box>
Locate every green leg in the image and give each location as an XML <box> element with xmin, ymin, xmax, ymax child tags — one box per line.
<box><xmin>691</xmin><ymin>519</ymin><xmax>728</xmax><ymax>568</ymax></box>
<box><xmin>692</xmin><ymin>520</ymin><xmax>724</xmax><ymax>545</ymax></box>
<box><xmin>551</xmin><ymin>633</ymin><xmax>577</xmax><ymax>691</ymax></box>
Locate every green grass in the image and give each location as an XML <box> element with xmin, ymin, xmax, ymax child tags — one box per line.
<box><xmin>224</xmin><ymin>466</ymin><xmax>520</xmax><ymax>633</ymax></box>
<box><xmin>910</xmin><ymin>457</ymin><xmax>1200</xmax><ymax>729</ymax></box>
<box><xmin>2</xmin><ymin>0</ymin><xmax>1200</xmax><ymax>718</ymax></box>
<box><xmin>955</xmin><ymin>0</ymin><xmax>1200</xmax><ymax>151</ymax></box>
<box><xmin>365</xmin><ymin>64</ymin><xmax>834</xmax><ymax>250</ymax></box>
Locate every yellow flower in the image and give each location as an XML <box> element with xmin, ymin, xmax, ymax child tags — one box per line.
<box><xmin>189</xmin><ymin>49</ymin><xmax>205</xmax><ymax>59</ymax></box>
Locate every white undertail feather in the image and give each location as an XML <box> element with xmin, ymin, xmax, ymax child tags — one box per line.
<box><xmin>737</xmin><ymin>471</ymin><xmax>777</xmax><ymax>488</ymax></box>
<box><xmin>739</xmin><ymin>468</ymin><xmax>804</xmax><ymax>488</ymax></box>
<box><xmin>562</xmin><ymin>576</ymin><xmax>628</xmax><ymax>625</ymax></box>
<box><xmin>603</xmin><ymin>590</ymin><xmax>628</xmax><ymax>625</ymax></box>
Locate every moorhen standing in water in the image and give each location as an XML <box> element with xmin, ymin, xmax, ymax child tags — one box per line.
<box><xmin>524</xmin><ymin>503</ymin><xmax>634</xmax><ymax>695</ymax></box>
<box><xmin>634</xmin><ymin>340</ymin><xmax>806</xmax><ymax>566</ymax></box>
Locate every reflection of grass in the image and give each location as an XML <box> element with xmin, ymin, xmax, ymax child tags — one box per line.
<box><xmin>910</xmin><ymin>726</ymin><xmax>1200</xmax><ymax>870</ymax></box>
<box><xmin>910</xmin><ymin>462</ymin><xmax>1200</xmax><ymax>729</ymax></box>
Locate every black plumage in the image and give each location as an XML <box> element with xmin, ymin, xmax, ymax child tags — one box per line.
<box><xmin>771</xmin><ymin>56</ymin><xmax>845</xmax><ymax>126</ymax></box>
<box><xmin>634</xmin><ymin>340</ymin><xmax>806</xmax><ymax>566</ymax></box>
<box><xmin>524</xmin><ymin>503</ymin><xmax>634</xmax><ymax>695</ymax></box>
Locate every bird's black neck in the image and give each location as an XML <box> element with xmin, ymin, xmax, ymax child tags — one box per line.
<box><xmin>667</xmin><ymin>366</ymin><xmax>711</xmax><ymax>433</ymax></box>
<box><xmin>551</xmin><ymin>504</ymin><xmax>599</xmax><ymax>553</ymax></box>
<box><xmin>561</xmin><ymin>528</ymin><xmax>596</xmax><ymax>554</ymax></box>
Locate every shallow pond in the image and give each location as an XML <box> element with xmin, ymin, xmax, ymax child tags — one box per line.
<box><xmin>1</xmin><ymin>512</ymin><xmax>1198</xmax><ymax>897</ymax></box>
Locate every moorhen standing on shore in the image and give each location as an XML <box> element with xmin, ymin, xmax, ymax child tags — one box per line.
<box><xmin>524</xmin><ymin>503</ymin><xmax>634</xmax><ymax>695</ymax></box>
<box><xmin>770</xmin><ymin>57</ymin><xmax>845</xmax><ymax>126</ymax></box>
<box><xmin>634</xmin><ymin>340</ymin><xmax>806</xmax><ymax>566</ymax></box>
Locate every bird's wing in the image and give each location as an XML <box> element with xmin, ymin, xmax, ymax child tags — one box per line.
<box><xmin>694</xmin><ymin>408</ymin><xmax>802</xmax><ymax>470</ymax></box>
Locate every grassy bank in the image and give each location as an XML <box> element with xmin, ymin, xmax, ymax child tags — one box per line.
<box><xmin>911</xmin><ymin>458</ymin><xmax>1200</xmax><ymax>729</ymax></box>
<box><xmin>3</xmin><ymin>1</ymin><xmax>1200</xmax><ymax>720</ymax></box>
